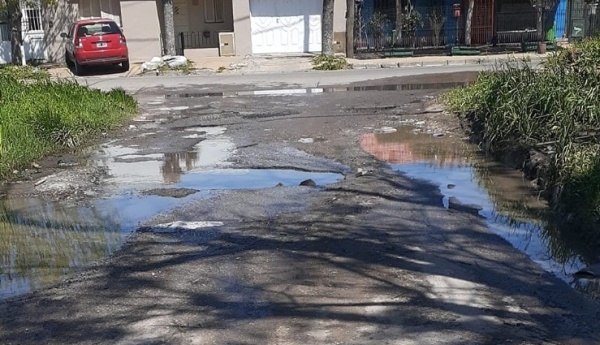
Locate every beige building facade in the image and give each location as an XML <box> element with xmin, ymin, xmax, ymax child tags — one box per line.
<box><xmin>1</xmin><ymin>0</ymin><xmax>347</xmax><ymax>64</ymax></box>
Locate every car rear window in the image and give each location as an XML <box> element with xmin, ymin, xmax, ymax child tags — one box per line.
<box><xmin>77</xmin><ymin>22</ymin><xmax>121</xmax><ymax>37</ymax></box>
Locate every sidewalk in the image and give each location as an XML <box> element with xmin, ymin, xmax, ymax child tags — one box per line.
<box><xmin>347</xmin><ymin>52</ymin><xmax>547</xmax><ymax>69</ymax></box>
<box><xmin>189</xmin><ymin>51</ymin><xmax>547</xmax><ymax>74</ymax></box>
<box><xmin>46</xmin><ymin>51</ymin><xmax>548</xmax><ymax>79</ymax></box>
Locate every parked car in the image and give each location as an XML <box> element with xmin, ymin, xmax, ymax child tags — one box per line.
<box><xmin>62</xmin><ymin>18</ymin><xmax>129</xmax><ymax>76</ymax></box>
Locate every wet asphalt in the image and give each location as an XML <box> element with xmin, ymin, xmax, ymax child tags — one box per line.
<box><xmin>0</xmin><ymin>71</ymin><xmax>598</xmax><ymax>345</ymax></box>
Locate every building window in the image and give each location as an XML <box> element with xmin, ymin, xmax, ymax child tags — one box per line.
<box><xmin>204</xmin><ymin>0</ymin><xmax>223</xmax><ymax>23</ymax></box>
<box><xmin>25</xmin><ymin>8</ymin><xmax>43</xmax><ymax>31</ymax></box>
<box><xmin>0</xmin><ymin>10</ymin><xmax>8</xmax><ymax>41</ymax></box>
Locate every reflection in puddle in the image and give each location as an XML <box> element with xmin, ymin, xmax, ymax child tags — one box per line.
<box><xmin>1</xmin><ymin>126</ymin><xmax>344</xmax><ymax>299</ymax></box>
<box><xmin>95</xmin><ymin>193</ymin><xmax>211</xmax><ymax>232</ymax></box>
<box><xmin>0</xmin><ymin>191</ymin><xmax>212</xmax><ymax>299</ymax></box>
<box><xmin>360</xmin><ymin>127</ymin><xmax>599</xmax><ymax>299</ymax></box>
<box><xmin>98</xmin><ymin>126</ymin><xmax>236</xmax><ymax>189</ymax></box>
<box><xmin>178</xmin><ymin>169</ymin><xmax>343</xmax><ymax>190</ymax></box>
<box><xmin>0</xmin><ymin>198</ymin><xmax>123</xmax><ymax>299</ymax></box>
<box><xmin>99</xmin><ymin>126</ymin><xmax>343</xmax><ymax>191</ymax></box>
<box><xmin>164</xmin><ymin>83</ymin><xmax>469</xmax><ymax>99</ymax></box>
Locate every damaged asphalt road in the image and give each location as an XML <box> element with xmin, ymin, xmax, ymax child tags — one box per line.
<box><xmin>0</xmin><ymin>71</ymin><xmax>599</xmax><ymax>345</ymax></box>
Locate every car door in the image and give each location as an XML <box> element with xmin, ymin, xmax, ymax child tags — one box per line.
<box><xmin>65</xmin><ymin>24</ymin><xmax>75</xmax><ymax>58</ymax></box>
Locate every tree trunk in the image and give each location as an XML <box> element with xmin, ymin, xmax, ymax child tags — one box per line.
<box><xmin>345</xmin><ymin>0</ymin><xmax>354</xmax><ymax>57</ymax></box>
<box><xmin>465</xmin><ymin>0</ymin><xmax>474</xmax><ymax>45</ymax></box>
<box><xmin>163</xmin><ymin>0</ymin><xmax>176</xmax><ymax>56</ymax></box>
<box><xmin>7</xmin><ymin>2</ymin><xmax>23</xmax><ymax>65</ymax></box>
<box><xmin>536</xmin><ymin>0</ymin><xmax>543</xmax><ymax>41</ymax></box>
<box><xmin>395</xmin><ymin>0</ymin><xmax>403</xmax><ymax>44</ymax></box>
<box><xmin>322</xmin><ymin>0</ymin><xmax>335</xmax><ymax>55</ymax></box>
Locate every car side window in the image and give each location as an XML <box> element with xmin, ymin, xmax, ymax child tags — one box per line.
<box><xmin>68</xmin><ymin>24</ymin><xmax>74</xmax><ymax>38</ymax></box>
<box><xmin>77</xmin><ymin>26</ymin><xmax>88</xmax><ymax>37</ymax></box>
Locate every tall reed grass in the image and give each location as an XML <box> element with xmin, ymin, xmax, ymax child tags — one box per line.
<box><xmin>0</xmin><ymin>66</ymin><xmax>137</xmax><ymax>177</ymax></box>
<box><xmin>443</xmin><ymin>37</ymin><xmax>600</xmax><ymax>235</ymax></box>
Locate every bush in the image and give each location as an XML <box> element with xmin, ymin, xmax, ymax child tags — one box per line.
<box><xmin>0</xmin><ymin>68</ymin><xmax>137</xmax><ymax>177</ymax></box>
<box><xmin>442</xmin><ymin>36</ymin><xmax>600</xmax><ymax>231</ymax></box>
<box><xmin>312</xmin><ymin>55</ymin><xmax>350</xmax><ymax>70</ymax></box>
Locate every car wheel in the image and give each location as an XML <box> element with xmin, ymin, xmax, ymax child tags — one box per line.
<box><xmin>121</xmin><ymin>60</ymin><xmax>130</xmax><ymax>72</ymax></box>
<box><xmin>64</xmin><ymin>50</ymin><xmax>72</xmax><ymax>67</ymax></box>
<box><xmin>73</xmin><ymin>60</ymin><xmax>84</xmax><ymax>76</ymax></box>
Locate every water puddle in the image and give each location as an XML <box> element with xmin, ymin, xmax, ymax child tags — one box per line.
<box><xmin>0</xmin><ymin>126</ymin><xmax>345</xmax><ymax>298</ymax></box>
<box><xmin>360</xmin><ymin>127</ymin><xmax>600</xmax><ymax>299</ymax></box>
<box><xmin>98</xmin><ymin>126</ymin><xmax>236</xmax><ymax>190</ymax></box>
<box><xmin>177</xmin><ymin>169</ymin><xmax>343</xmax><ymax>190</ymax></box>
<box><xmin>164</xmin><ymin>83</ymin><xmax>468</xmax><ymax>99</ymax></box>
<box><xmin>98</xmin><ymin>126</ymin><xmax>343</xmax><ymax>191</ymax></box>
<box><xmin>0</xmin><ymin>190</ymin><xmax>211</xmax><ymax>299</ymax></box>
<box><xmin>0</xmin><ymin>198</ymin><xmax>123</xmax><ymax>299</ymax></box>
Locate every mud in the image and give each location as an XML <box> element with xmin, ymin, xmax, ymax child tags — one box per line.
<box><xmin>0</xmin><ymin>72</ymin><xmax>598</xmax><ymax>345</ymax></box>
<box><xmin>142</xmin><ymin>188</ymin><xmax>200</xmax><ymax>198</ymax></box>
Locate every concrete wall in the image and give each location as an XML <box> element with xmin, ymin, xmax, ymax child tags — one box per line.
<box><xmin>184</xmin><ymin>47</ymin><xmax>220</xmax><ymax>58</ymax></box>
<box><xmin>333</xmin><ymin>0</ymin><xmax>346</xmax><ymax>33</ymax></box>
<box><xmin>44</xmin><ymin>0</ymin><xmax>80</xmax><ymax>64</ymax></box>
<box><xmin>156</xmin><ymin>0</ymin><xmax>165</xmax><ymax>54</ymax></box>
<box><xmin>187</xmin><ymin>0</ymin><xmax>234</xmax><ymax>33</ymax></box>
<box><xmin>231</xmin><ymin>0</ymin><xmax>251</xmax><ymax>55</ymax></box>
<box><xmin>121</xmin><ymin>0</ymin><xmax>162</xmax><ymax>61</ymax></box>
<box><xmin>333</xmin><ymin>0</ymin><xmax>346</xmax><ymax>54</ymax></box>
<box><xmin>0</xmin><ymin>42</ymin><xmax>10</xmax><ymax>64</ymax></box>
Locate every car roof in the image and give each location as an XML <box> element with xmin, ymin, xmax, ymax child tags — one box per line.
<box><xmin>75</xmin><ymin>18</ymin><xmax>117</xmax><ymax>25</ymax></box>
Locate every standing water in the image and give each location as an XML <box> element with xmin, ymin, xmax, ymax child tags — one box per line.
<box><xmin>0</xmin><ymin>198</ymin><xmax>124</xmax><ymax>298</ymax></box>
<box><xmin>360</xmin><ymin>127</ymin><xmax>600</xmax><ymax>299</ymax></box>
<box><xmin>0</xmin><ymin>126</ymin><xmax>344</xmax><ymax>299</ymax></box>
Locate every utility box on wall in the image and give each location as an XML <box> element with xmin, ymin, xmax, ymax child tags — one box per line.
<box><xmin>333</xmin><ymin>32</ymin><xmax>346</xmax><ymax>54</ymax></box>
<box><xmin>219</xmin><ymin>32</ymin><xmax>236</xmax><ymax>56</ymax></box>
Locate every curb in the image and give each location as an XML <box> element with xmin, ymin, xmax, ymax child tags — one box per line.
<box><xmin>350</xmin><ymin>56</ymin><xmax>545</xmax><ymax>70</ymax></box>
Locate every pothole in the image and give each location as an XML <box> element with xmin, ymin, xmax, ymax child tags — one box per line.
<box><xmin>360</xmin><ymin>126</ymin><xmax>599</xmax><ymax>299</ymax></box>
<box><xmin>163</xmin><ymin>82</ymin><xmax>470</xmax><ymax>99</ymax></box>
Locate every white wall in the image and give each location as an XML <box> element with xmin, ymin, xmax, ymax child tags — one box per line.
<box><xmin>44</xmin><ymin>0</ymin><xmax>79</xmax><ymax>64</ymax></box>
<box><xmin>0</xmin><ymin>42</ymin><xmax>10</xmax><ymax>64</ymax></box>
<box><xmin>120</xmin><ymin>1</ymin><xmax>162</xmax><ymax>61</ymax></box>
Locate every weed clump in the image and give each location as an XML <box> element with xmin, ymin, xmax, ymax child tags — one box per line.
<box><xmin>0</xmin><ymin>67</ymin><xmax>137</xmax><ymax>177</ymax></box>
<box><xmin>312</xmin><ymin>55</ymin><xmax>351</xmax><ymax>70</ymax></box>
<box><xmin>442</xmin><ymin>37</ymin><xmax>600</xmax><ymax>233</ymax></box>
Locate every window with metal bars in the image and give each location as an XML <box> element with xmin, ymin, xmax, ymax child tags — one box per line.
<box><xmin>25</xmin><ymin>8</ymin><xmax>42</xmax><ymax>32</ymax></box>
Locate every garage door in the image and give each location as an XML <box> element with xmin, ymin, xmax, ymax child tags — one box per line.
<box><xmin>250</xmin><ymin>0</ymin><xmax>322</xmax><ymax>54</ymax></box>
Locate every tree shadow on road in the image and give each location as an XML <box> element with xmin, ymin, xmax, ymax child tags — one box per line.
<box><xmin>0</xmin><ymin>170</ymin><xmax>598</xmax><ymax>345</ymax></box>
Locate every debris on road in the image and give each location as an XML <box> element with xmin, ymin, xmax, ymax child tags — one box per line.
<box><xmin>142</xmin><ymin>55</ymin><xmax>189</xmax><ymax>72</ymax></box>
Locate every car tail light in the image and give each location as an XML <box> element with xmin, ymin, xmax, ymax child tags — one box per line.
<box><xmin>120</xmin><ymin>35</ymin><xmax>126</xmax><ymax>45</ymax></box>
<box><xmin>76</xmin><ymin>38</ymin><xmax>83</xmax><ymax>49</ymax></box>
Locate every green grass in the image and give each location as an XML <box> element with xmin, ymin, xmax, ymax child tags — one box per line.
<box><xmin>442</xmin><ymin>36</ymin><xmax>600</xmax><ymax>235</ymax></box>
<box><xmin>0</xmin><ymin>67</ymin><xmax>137</xmax><ymax>177</ymax></box>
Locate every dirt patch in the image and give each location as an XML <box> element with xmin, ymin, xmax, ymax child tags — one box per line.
<box><xmin>142</xmin><ymin>188</ymin><xmax>199</xmax><ymax>198</ymax></box>
<box><xmin>8</xmin><ymin>166</ymin><xmax>108</xmax><ymax>201</ymax></box>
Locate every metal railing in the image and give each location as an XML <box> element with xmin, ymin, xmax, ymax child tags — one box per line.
<box><xmin>175</xmin><ymin>31</ymin><xmax>219</xmax><ymax>55</ymax></box>
<box><xmin>587</xmin><ymin>3</ymin><xmax>600</xmax><ymax>37</ymax></box>
<box><xmin>355</xmin><ymin>3</ymin><xmax>581</xmax><ymax>52</ymax></box>
<box><xmin>355</xmin><ymin>27</ymin><xmax>468</xmax><ymax>51</ymax></box>
<box><xmin>355</xmin><ymin>4</ymin><xmax>494</xmax><ymax>51</ymax></box>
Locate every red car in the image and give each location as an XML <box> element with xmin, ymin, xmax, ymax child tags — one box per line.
<box><xmin>62</xmin><ymin>18</ymin><xmax>129</xmax><ymax>76</ymax></box>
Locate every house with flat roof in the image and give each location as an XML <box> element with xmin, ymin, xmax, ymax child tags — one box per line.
<box><xmin>0</xmin><ymin>0</ymin><xmax>348</xmax><ymax>64</ymax></box>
